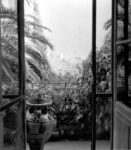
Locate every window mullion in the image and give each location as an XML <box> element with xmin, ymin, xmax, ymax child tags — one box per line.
<box><xmin>91</xmin><ymin>0</ymin><xmax>97</xmax><ymax>150</ymax></box>
<box><xmin>124</xmin><ymin>0</ymin><xmax>129</xmax><ymax>103</ymax></box>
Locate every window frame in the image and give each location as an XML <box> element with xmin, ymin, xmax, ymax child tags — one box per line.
<box><xmin>0</xmin><ymin>0</ymin><xmax>26</xmax><ymax>149</ymax></box>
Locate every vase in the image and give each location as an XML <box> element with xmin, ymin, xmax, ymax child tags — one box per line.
<box><xmin>26</xmin><ymin>98</ymin><xmax>56</xmax><ymax>150</ymax></box>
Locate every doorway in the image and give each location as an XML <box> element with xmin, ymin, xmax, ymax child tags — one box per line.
<box><xmin>0</xmin><ymin>0</ymin><xmax>114</xmax><ymax>150</ymax></box>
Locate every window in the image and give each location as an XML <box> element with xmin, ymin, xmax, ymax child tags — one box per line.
<box><xmin>0</xmin><ymin>0</ymin><xmax>26</xmax><ymax>149</ymax></box>
<box><xmin>115</xmin><ymin>0</ymin><xmax>131</xmax><ymax>106</ymax></box>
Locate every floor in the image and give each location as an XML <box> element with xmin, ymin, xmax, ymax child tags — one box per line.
<box><xmin>44</xmin><ymin>140</ymin><xmax>110</xmax><ymax>150</ymax></box>
<box><xmin>4</xmin><ymin>140</ymin><xmax>110</xmax><ymax>150</ymax></box>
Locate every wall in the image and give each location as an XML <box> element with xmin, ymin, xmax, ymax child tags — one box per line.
<box><xmin>114</xmin><ymin>102</ymin><xmax>131</xmax><ymax>150</ymax></box>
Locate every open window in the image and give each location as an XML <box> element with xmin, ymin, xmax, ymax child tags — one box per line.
<box><xmin>112</xmin><ymin>0</ymin><xmax>131</xmax><ymax>149</ymax></box>
<box><xmin>0</xmin><ymin>0</ymin><xmax>26</xmax><ymax>149</ymax></box>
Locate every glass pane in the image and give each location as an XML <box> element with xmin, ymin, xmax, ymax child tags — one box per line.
<box><xmin>116</xmin><ymin>45</ymin><xmax>126</xmax><ymax>102</ymax></box>
<box><xmin>117</xmin><ymin>0</ymin><xmax>124</xmax><ymax>40</ymax></box>
<box><xmin>128</xmin><ymin>44</ymin><xmax>131</xmax><ymax>104</ymax></box>
<box><xmin>96</xmin><ymin>97</ymin><xmax>111</xmax><ymax>141</ymax></box>
<box><xmin>116</xmin><ymin>0</ymin><xmax>131</xmax><ymax>105</ymax></box>
<box><xmin>3</xmin><ymin>100</ymin><xmax>25</xmax><ymax>150</ymax></box>
<box><xmin>128</xmin><ymin>0</ymin><xmax>131</xmax><ymax>38</ymax></box>
<box><xmin>1</xmin><ymin>0</ymin><xmax>19</xmax><ymax>96</ymax></box>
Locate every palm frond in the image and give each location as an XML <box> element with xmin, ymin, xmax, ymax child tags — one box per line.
<box><xmin>25</xmin><ymin>31</ymin><xmax>54</xmax><ymax>50</ymax></box>
<box><xmin>25</xmin><ymin>14</ymin><xmax>38</xmax><ymax>22</ymax></box>
<box><xmin>25</xmin><ymin>20</ymin><xmax>51</xmax><ymax>32</ymax></box>
<box><xmin>26</xmin><ymin>46</ymin><xmax>49</xmax><ymax>67</ymax></box>
<box><xmin>2</xmin><ymin>38</ymin><xmax>18</xmax><ymax>54</ymax></box>
<box><xmin>2</xmin><ymin>20</ymin><xmax>17</xmax><ymax>35</ymax></box>
<box><xmin>2</xmin><ymin>58</ymin><xmax>15</xmax><ymax>81</ymax></box>
<box><xmin>27</xmin><ymin>61</ymin><xmax>42</xmax><ymax>80</ymax></box>
<box><xmin>1</xmin><ymin>4</ymin><xmax>53</xmax><ymax>83</ymax></box>
<box><xmin>25</xmin><ymin>60</ymin><xmax>41</xmax><ymax>82</ymax></box>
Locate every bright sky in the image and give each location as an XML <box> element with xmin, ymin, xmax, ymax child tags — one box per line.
<box><xmin>38</xmin><ymin>0</ymin><xmax>111</xmax><ymax>58</ymax></box>
<box><xmin>3</xmin><ymin>0</ymin><xmax>111</xmax><ymax>58</ymax></box>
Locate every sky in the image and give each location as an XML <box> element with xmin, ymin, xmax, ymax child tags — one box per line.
<box><xmin>3</xmin><ymin>0</ymin><xmax>111</xmax><ymax>59</ymax></box>
<box><xmin>38</xmin><ymin>0</ymin><xmax>111</xmax><ymax>58</ymax></box>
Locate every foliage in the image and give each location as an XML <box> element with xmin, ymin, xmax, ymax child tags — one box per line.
<box><xmin>2</xmin><ymin>0</ymin><xmax>112</xmax><ymax>141</ymax></box>
<box><xmin>78</xmin><ymin>37</ymin><xmax>111</xmax><ymax>138</ymax></box>
<box><xmin>26</xmin><ymin>42</ymin><xmax>112</xmax><ymax>139</ymax></box>
<box><xmin>1</xmin><ymin>4</ymin><xmax>53</xmax><ymax>88</ymax></box>
<box><xmin>1</xmin><ymin>3</ymin><xmax>54</xmax><ymax>96</ymax></box>
<box><xmin>2</xmin><ymin>1</ymin><xmax>54</xmax><ymax>144</ymax></box>
<box><xmin>45</xmin><ymin>31</ymin><xmax>111</xmax><ymax>139</ymax></box>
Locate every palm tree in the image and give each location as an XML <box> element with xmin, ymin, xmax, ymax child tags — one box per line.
<box><xmin>1</xmin><ymin>5</ymin><xmax>53</xmax><ymax>86</ymax></box>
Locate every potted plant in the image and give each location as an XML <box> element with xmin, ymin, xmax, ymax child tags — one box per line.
<box><xmin>26</xmin><ymin>86</ymin><xmax>56</xmax><ymax>150</ymax></box>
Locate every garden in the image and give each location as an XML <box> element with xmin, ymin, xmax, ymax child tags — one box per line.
<box><xmin>1</xmin><ymin>0</ymin><xmax>112</xmax><ymax>146</ymax></box>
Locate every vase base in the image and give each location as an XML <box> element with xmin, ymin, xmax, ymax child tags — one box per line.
<box><xmin>29</xmin><ymin>143</ymin><xmax>44</xmax><ymax>150</ymax></box>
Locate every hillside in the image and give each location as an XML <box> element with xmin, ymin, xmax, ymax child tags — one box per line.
<box><xmin>47</xmin><ymin>51</ymin><xmax>84</xmax><ymax>76</ymax></box>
